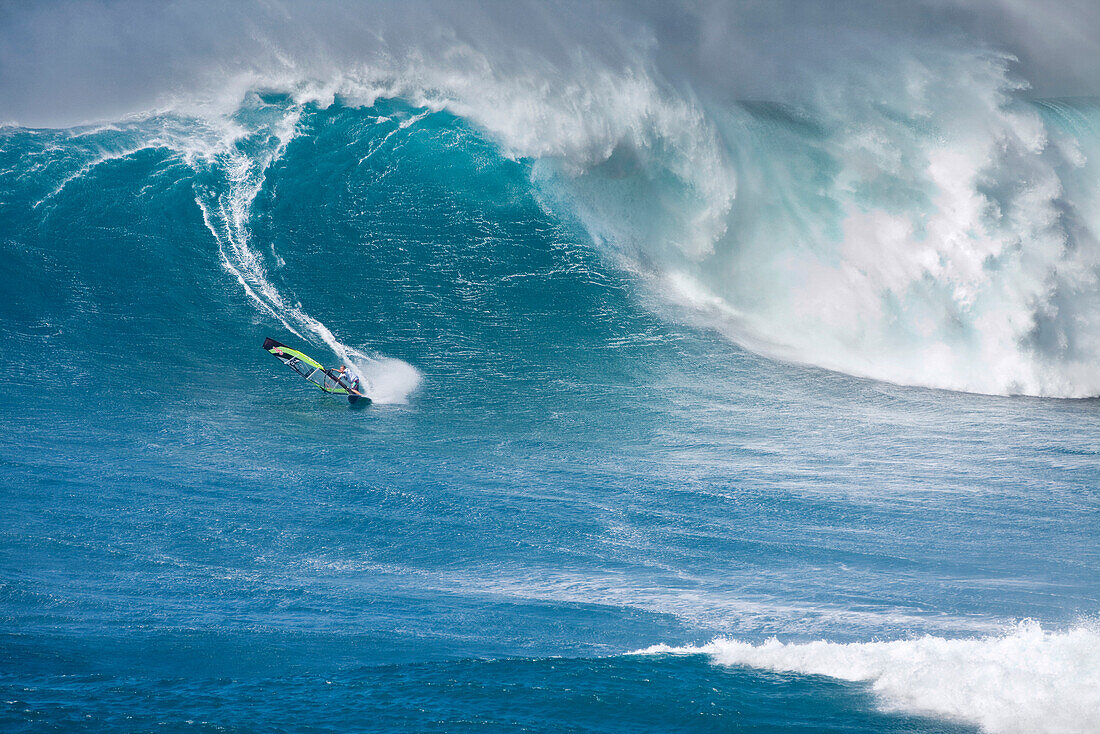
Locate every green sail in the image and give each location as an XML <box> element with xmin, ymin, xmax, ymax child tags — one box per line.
<box><xmin>263</xmin><ymin>337</ymin><xmax>352</xmax><ymax>395</ymax></box>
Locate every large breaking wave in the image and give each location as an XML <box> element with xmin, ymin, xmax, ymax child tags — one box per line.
<box><xmin>4</xmin><ymin>0</ymin><xmax>1100</xmax><ymax>397</ymax></box>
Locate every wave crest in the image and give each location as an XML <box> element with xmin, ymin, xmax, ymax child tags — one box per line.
<box><xmin>638</xmin><ymin>621</ymin><xmax>1100</xmax><ymax>734</ymax></box>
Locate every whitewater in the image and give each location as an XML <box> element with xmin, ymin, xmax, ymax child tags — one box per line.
<box><xmin>2</xmin><ymin>2</ymin><xmax>1098</xmax><ymax>733</ymax></box>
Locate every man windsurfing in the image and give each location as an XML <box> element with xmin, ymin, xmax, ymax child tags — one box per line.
<box><xmin>333</xmin><ymin>365</ymin><xmax>362</xmax><ymax>396</ymax></box>
<box><xmin>262</xmin><ymin>337</ymin><xmax>372</xmax><ymax>405</ymax></box>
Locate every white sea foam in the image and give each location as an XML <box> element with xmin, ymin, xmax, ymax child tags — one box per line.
<box><xmin>637</xmin><ymin>621</ymin><xmax>1100</xmax><ymax>734</ymax></box>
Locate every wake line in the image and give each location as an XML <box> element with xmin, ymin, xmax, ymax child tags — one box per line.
<box><xmin>196</xmin><ymin>195</ymin><xmax>305</xmax><ymax>341</ymax></box>
<box><xmin>194</xmin><ymin>137</ymin><xmax>376</xmax><ymax>378</ymax></box>
<box><xmin>190</xmin><ymin>104</ymin><xmax>421</xmax><ymax>404</ymax></box>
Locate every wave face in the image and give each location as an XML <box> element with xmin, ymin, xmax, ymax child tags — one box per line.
<box><xmin>6</xmin><ymin>1</ymin><xmax>1100</xmax><ymax>396</ymax></box>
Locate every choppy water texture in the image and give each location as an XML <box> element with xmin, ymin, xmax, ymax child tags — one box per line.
<box><xmin>2</xmin><ymin>2</ymin><xmax>1100</xmax><ymax>732</ymax></box>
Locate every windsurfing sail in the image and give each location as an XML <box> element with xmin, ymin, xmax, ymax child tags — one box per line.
<box><xmin>262</xmin><ymin>337</ymin><xmax>368</xmax><ymax>401</ymax></box>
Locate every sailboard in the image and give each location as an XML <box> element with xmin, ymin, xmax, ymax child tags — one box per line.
<box><xmin>262</xmin><ymin>337</ymin><xmax>371</xmax><ymax>405</ymax></box>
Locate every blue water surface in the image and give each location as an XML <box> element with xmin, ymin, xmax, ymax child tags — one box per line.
<box><xmin>1</xmin><ymin>101</ymin><xmax>1096</xmax><ymax>733</ymax></box>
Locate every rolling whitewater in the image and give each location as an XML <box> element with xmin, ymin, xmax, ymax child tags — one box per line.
<box><xmin>2</xmin><ymin>2</ymin><xmax>1099</xmax><ymax>732</ymax></box>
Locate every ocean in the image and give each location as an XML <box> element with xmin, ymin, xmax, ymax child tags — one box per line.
<box><xmin>2</xmin><ymin>3</ymin><xmax>1099</xmax><ymax>732</ymax></box>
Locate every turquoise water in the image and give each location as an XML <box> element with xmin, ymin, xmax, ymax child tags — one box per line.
<box><xmin>2</xmin><ymin>54</ymin><xmax>1100</xmax><ymax>734</ymax></box>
